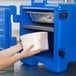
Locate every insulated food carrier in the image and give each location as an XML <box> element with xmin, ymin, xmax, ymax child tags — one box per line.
<box><xmin>0</xmin><ymin>0</ymin><xmax>76</xmax><ymax>72</ymax></box>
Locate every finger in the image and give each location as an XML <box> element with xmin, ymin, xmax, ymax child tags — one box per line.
<box><xmin>26</xmin><ymin>44</ymin><xmax>34</xmax><ymax>50</ymax></box>
<box><xmin>31</xmin><ymin>48</ymin><xmax>43</xmax><ymax>54</ymax></box>
<box><xmin>32</xmin><ymin>48</ymin><xmax>43</xmax><ymax>52</ymax></box>
<box><xmin>31</xmin><ymin>51</ymin><xmax>40</xmax><ymax>55</ymax></box>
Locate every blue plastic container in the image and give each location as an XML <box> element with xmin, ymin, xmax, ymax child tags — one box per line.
<box><xmin>0</xmin><ymin>6</ymin><xmax>17</xmax><ymax>50</ymax></box>
<box><xmin>19</xmin><ymin>1</ymin><xmax>76</xmax><ymax>72</ymax></box>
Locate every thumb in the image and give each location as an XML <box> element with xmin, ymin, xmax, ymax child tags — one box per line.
<box><xmin>26</xmin><ymin>45</ymin><xmax>34</xmax><ymax>51</ymax></box>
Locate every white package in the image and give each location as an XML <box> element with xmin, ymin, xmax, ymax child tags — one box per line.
<box><xmin>20</xmin><ymin>32</ymin><xmax>49</xmax><ymax>52</ymax></box>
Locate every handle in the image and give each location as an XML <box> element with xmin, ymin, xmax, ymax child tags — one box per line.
<box><xmin>32</xmin><ymin>0</ymin><xmax>47</xmax><ymax>6</ymax></box>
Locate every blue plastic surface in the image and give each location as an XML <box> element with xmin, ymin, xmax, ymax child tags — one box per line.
<box><xmin>19</xmin><ymin>1</ymin><xmax>76</xmax><ymax>72</ymax></box>
<box><xmin>0</xmin><ymin>6</ymin><xmax>17</xmax><ymax>51</ymax></box>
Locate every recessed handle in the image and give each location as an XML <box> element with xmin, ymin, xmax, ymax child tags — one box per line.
<box><xmin>33</xmin><ymin>0</ymin><xmax>43</xmax><ymax>3</ymax></box>
<box><xmin>32</xmin><ymin>0</ymin><xmax>47</xmax><ymax>6</ymax></box>
<box><xmin>60</xmin><ymin>13</ymin><xmax>68</xmax><ymax>19</ymax></box>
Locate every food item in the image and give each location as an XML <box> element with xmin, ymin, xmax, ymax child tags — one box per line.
<box><xmin>20</xmin><ymin>32</ymin><xmax>49</xmax><ymax>52</ymax></box>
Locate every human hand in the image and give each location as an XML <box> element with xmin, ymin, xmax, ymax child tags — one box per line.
<box><xmin>20</xmin><ymin>45</ymin><xmax>41</xmax><ymax>58</ymax></box>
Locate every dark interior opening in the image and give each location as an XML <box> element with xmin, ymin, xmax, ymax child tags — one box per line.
<box><xmin>26</xmin><ymin>9</ymin><xmax>54</xmax><ymax>13</ymax></box>
<box><xmin>22</xmin><ymin>9</ymin><xmax>54</xmax><ymax>57</ymax></box>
